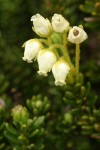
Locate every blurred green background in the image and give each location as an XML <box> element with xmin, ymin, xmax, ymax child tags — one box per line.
<box><xmin>0</xmin><ymin>0</ymin><xmax>100</xmax><ymax>149</ymax></box>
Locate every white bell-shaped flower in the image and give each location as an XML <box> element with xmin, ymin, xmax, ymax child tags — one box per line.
<box><xmin>31</xmin><ymin>14</ymin><xmax>52</xmax><ymax>37</ymax></box>
<box><xmin>68</xmin><ymin>26</ymin><xmax>88</xmax><ymax>44</ymax></box>
<box><xmin>52</xmin><ymin>58</ymin><xmax>70</xmax><ymax>86</ymax></box>
<box><xmin>52</xmin><ymin>14</ymin><xmax>69</xmax><ymax>33</ymax></box>
<box><xmin>37</xmin><ymin>49</ymin><xmax>57</xmax><ymax>76</ymax></box>
<box><xmin>22</xmin><ymin>39</ymin><xmax>42</xmax><ymax>63</ymax></box>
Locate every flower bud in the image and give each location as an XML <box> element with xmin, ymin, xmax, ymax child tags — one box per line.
<box><xmin>37</xmin><ymin>49</ymin><xmax>57</xmax><ymax>76</ymax></box>
<box><xmin>68</xmin><ymin>26</ymin><xmax>88</xmax><ymax>44</ymax></box>
<box><xmin>11</xmin><ymin>105</ymin><xmax>29</xmax><ymax>125</ymax></box>
<box><xmin>52</xmin><ymin>14</ymin><xmax>69</xmax><ymax>33</ymax></box>
<box><xmin>22</xmin><ymin>39</ymin><xmax>42</xmax><ymax>63</ymax></box>
<box><xmin>52</xmin><ymin>58</ymin><xmax>70</xmax><ymax>86</ymax></box>
<box><xmin>31</xmin><ymin>14</ymin><xmax>52</xmax><ymax>37</ymax></box>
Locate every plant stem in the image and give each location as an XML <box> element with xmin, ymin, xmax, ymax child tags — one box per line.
<box><xmin>63</xmin><ymin>32</ymin><xmax>68</xmax><ymax>48</ymax></box>
<box><xmin>63</xmin><ymin>32</ymin><xmax>69</xmax><ymax>63</ymax></box>
<box><xmin>47</xmin><ymin>36</ymin><xmax>52</xmax><ymax>46</ymax></box>
<box><xmin>75</xmin><ymin>44</ymin><xmax>80</xmax><ymax>75</ymax></box>
<box><xmin>49</xmin><ymin>44</ymin><xmax>73</xmax><ymax>67</ymax></box>
<box><xmin>37</xmin><ymin>39</ymin><xmax>48</xmax><ymax>46</ymax></box>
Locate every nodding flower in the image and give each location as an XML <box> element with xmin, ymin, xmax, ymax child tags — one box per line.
<box><xmin>31</xmin><ymin>14</ymin><xmax>53</xmax><ymax>37</ymax></box>
<box><xmin>52</xmin><ymin>58</ymin><xmax>70</xmax><ymax>86</ymax></box>
<box><xmin>37</xmin><ymin>49</ymin><xmax>57</xmax><ymax>76</ymax></box>
<box><xmin>22</xmin><ymin>39</ymin><xmax>42</xmax><ymax>63</ymax></box>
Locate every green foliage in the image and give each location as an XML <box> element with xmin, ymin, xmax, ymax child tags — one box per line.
<box><xmin>4</xmin><ymin>95</ymin><xmax>50</xmax><ymax>150</ymax></box>
<box><xmin>0</xmin><ymin>73</ymin><xmax>9</xmax><ymax>95</ymax></box>
<box><xmin>80</xmin><ymin>0</ymin><xmax>100</xmax><ymax>29</ymax></box>
<box><xmin>44</xmin><ymin>74</ymin><xmax>100</xmax><ymax>150</ymax></box>
<box><xmin>0</xmin><ymin>100</ymin><xmax>11</xmax><ymax>150</ymax></box>
<box><xmin>80</xmin><ymin>0</ymin><xmax>100</xmax><ymax>16</ymax></box>
<box><xmin>1</xmin><ymin>78</ymin><xmax>99</xmax><ymax>150</ymax></box>
<box><xmin>0</xmin><ymin>105</ymin><xmax>6</xmax><ymax>150</ymax></box>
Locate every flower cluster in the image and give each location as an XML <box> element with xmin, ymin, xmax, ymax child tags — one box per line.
<box><xmin>22</xmin><ymin>13</ymin><xmax>88</xmax><ymax>86</ymax></box>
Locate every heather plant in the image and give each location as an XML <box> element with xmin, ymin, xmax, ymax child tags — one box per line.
<box><xmin>22</xmin><ymin>14</ymin><xmax>87</xmax><ymax>86</ymax></box>
<box><xmin>0</xmin><ymin>0</ymin><xmax>100</xmax><ymax>150</ymax></box>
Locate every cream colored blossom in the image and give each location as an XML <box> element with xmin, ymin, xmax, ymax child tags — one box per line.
<box><xmin>22</xmin><ymin>39</ymin><xmax>42</xmax><ymax>63</ymax></box>
<box><xmin>37</xmin><ymin>49</ymin><xmax>57</xmax><ymax>76</ymax></box>
<box><xmin>31</xmin><ymin>14</ymin><xmax>52</xmax><ymax>37</ymax></box>
<box><xmin>68</xmin><ymin>26</ymin><xmax>88</xmax><ymax>44</ymax></box>
<box><xmin>52</xmin><ymin>14</ymin><xmax>69</xmax><ymax>33</ymax></box>
<box><xmin>52</xmin><ymin>58</ymin><xmax>70</xmax><ymax>86</ymax></box>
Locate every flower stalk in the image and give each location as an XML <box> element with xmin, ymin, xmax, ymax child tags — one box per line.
<box><xmin>47</xmin><ymin>36</ymin><xmax>52</xmax><ymax>46</ymax></box>
<box><xmin>75</xmin><ymin>44</ymin><xmax>80</xmax><ymax>75</ymax></box>
<box><xmin>49</xmin><ymin>44</ymin><xmax>72</xmax><ymax>67</ymax></box>
<box><xmin>63</xmin><ymin>32</ymin><xmax>68</xmax><ymax>48</ymax></box>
